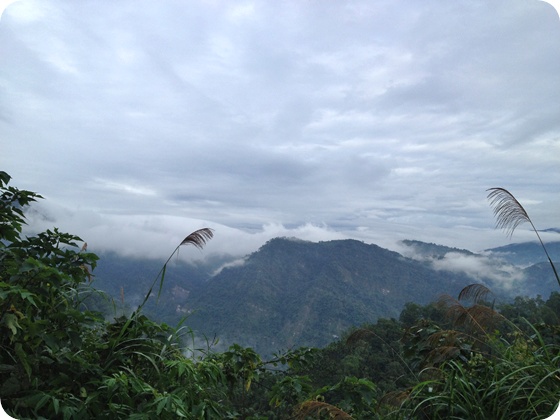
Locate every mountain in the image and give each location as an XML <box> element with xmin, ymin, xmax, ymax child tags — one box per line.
<box><xmin>178</xmin><ymin>238</ymin><xmax>473</xmax><ymax>354</ymax></box>
<box><xmin>89</xmin><ymin>237</ymin><xmax>560</xmax><ymax>356</ymax></box>
<box><xmin>520</xmin><ymin>262</ymin><xmax>560</xmax><ymax>297</ymax></box>
<box><xmin>89</xmin><ymin>251</ymin><xmax>226</xmax><ymax>320</ymax></box>
<box><xmin>399</xmin><ymin>240</ymin><xmax>560</xmax><ymax>297</ymax></box>
<box><xmin>485</xmin><ymin>241</ymin><xmax>560</xmax><ymax>267</ymax></box>
<box><xmin>400</xmin><ymin>239</ymin><xmax>476</xmax><ymax>259</ymax></box>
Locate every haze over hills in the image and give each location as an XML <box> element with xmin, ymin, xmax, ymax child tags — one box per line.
<box><xmin>90</xmin><ymin>236</ymin><xmax>560</xmax><ymax>355</ymax></box>
<box><xmin>399</xmin><ymin>239</ymin><xmax>560</xmax><ymax>299</ymax></box>
<box><xmin>484</xmin><ymin>241</ymin><xmax>560</xmax><ymax>267</ymax></box>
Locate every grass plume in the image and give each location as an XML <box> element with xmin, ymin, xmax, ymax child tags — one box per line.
<box><xmin>136</xmin><ymin>228</ymin><xmax>214</xmax><ymax>313</ymax></box>
<box><xmin>487</xmin><ymin>187</ymin><xmax>559</xmax><ymax>288</ymax></box>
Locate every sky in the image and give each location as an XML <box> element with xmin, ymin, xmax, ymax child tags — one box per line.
<box><xmin>2</xmin><ymin>0</ymin><xmax>560</xmax><ymax>261</ymax></box>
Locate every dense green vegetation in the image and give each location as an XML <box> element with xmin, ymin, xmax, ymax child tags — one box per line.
<box><xmin>1</xmin><ymin>172</ymin><xmax>559</xmax><ymax>418</ymax></box>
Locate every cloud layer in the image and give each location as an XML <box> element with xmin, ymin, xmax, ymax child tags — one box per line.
<box><xmin>3</xmin><ymin>0</ymin><xmax>560</xmax><ymax>259</ymax></box>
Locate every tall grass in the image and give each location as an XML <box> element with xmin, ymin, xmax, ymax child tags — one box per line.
<box><xmin>382</xmin><ymin>280</ymin><xmax>560</xmax><ymax>419</ymax></box>
<box><xmin>401</xmin><ymin>327</ymin><xmax>560</xmax><ymax>419</ymax></box>
<box><xmin>487</xmin><ymin>187</ymin><xmax>559</xmax><ymax>287</ymax></box>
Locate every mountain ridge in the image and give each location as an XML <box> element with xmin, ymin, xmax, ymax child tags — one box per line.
<box><xmin>91</xmin><ymin>237</ymin><xmax>560</xmax><ymax>355</ymax></box>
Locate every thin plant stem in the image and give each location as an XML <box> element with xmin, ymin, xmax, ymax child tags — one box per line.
<box><xmin>487</xmin><ymin>188</ymin><xmax>559</xmax><ymax>288</ymax></box>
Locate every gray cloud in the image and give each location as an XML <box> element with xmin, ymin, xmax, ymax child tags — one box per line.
<box><xmin>3</xmin><ymin>0</ymin><xmax>560</xmax><ymax>260</ymax></box>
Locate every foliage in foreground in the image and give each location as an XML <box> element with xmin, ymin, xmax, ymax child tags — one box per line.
<box><xmin>1</xmin><ymin>172</ymin><xmax>559</xmax><ymax>419</ymax></box>
<box><xmin>1</xmin><ymin>172</ymin><xmax>372</xmax><ymax>419</ymax></box>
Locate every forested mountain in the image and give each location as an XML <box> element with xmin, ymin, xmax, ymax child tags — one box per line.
<box><xmin>521</xmin><ymin>262</ymin><xmax>560</xmax><ymax>297</ymax></box>
<box><xmin>184</xmin><ymin>238</ymin><xmax>470</xmax><ymax>354</ymax></box>
<box><xmin>91</xmin><ymin>237</ymin><xmax>560</xmax><ymax>355</ymax></box>
<box><xmin>400</xmin><ymin>239</ymin><xmax>560</xmax><ymax>298</ymax></box>
<box><xmin>485</xmin><ymin>240</ymin><xmax>560</xmax><ymax>266</ymax></box>
<box><xmin>90</xmin><ymin>251</ymin><xmax>223</xmax><ymax>316</ymax></box>
<box><xmin>399</xmin><ymin>239</ymin><xmax>476</xmax><ymax>259</ymax></box>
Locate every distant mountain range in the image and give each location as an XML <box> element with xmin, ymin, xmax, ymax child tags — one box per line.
<box><xmin>90</xmin><ymin>236</ymin><xmax>560</xmax><ymax>355</ymax></box>
<box><xmin>484</xmin><ymin>241</ymin><xmax>560</xmax><ymax>267</ymax></box>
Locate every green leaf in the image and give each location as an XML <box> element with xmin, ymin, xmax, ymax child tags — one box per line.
<box><xmin>19</xmin><ymin>258</ymin><xmax>42</xmax><ymax>273</ymax></box>
<box><xmin>14</xmin><ymin>342</ymin><xmax>31</xmax><ymax>377</ymax></box>
<box><xmin>2</xmin><ymin>313</ymin><xmax>21</xmax><ymax>335</ymax></box>
<box><xmin>156</xmin><ymin>395</ymin><xmax>169</xmax><ymax>415</ymax></box>
<box><xmin>68</xmin><ymin>330</ymin><xmax>82</xmax><ymax>348</ymax></box>
<box><xmin>53</xmin><ymin>396</ymin><xmax>60</xmax><ymax>414</ymax></box>
<box><xmin>19</xmin><ymin>290</ymin><xmax>38</xmax><ymax>307</ymax></box>
<box><xmin>157</xmin><ymin>263</ymin><xmax>167</xmax><ymax>300</ymax></box>
<box><xmin>42</xmin><ymin>334</ymin><xmax>60</xmax><ymax>351</ymax></box>
<box><xmin>35</xmin><ymin>393</ymin><xmax>51</xmax><ymax>411</ymax></box>
<box><xmin>0</xmin><ymin>171</ymin><xmax>11</xmax><ymax>186</ymax></box>
<box><xmin>0</xmin><ymin>376</ymin><xmax>21</xmax><ymax>396</ymax></box>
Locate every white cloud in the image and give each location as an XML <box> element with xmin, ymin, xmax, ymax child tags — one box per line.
<box><xmin>1</xmin><ymin>0</ymin><xmax>41</xmax><ymax>23</ymax></box>
<box><xmin>3</xmin><ymin>0</ymin><xmax>560</xmax><ymax>262</ymax></box>
<box><xmin>90</xmin><ymin>178</ymin><xmax>157</xmax><ymax>197</ymax></box>
<box><xmin>430</xmin><ymin>252</ymin><xmax>526</xmax><ymax>291</ymax></box>
<box><xmin>212</xmin><ymin>257</ymin><xmax>247</xmax><ymax>276</ymax></box>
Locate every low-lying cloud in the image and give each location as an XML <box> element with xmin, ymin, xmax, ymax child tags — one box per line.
<box><xmin>400</xmin><ymin>243</ymin><xmax>527</xmax><ymax>292</ymax></box>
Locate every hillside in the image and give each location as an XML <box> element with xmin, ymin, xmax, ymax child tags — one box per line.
<box><xmin>400</xmin><ymin>239</ymin><xmax>476</xmax><ymax>259</ymax></box>
<box><xmin>90</xmin><ymin>252</ymin><xmax>216</xmax><ymax>307</ymax></box>
<box><xmin>176</xmin><ymin>238</ymin><xmax>472</xmax><ymax>354</ymax></box>
<box><xmin>485</xmin><ymin>241</ymin><xmax>560</xmax><ymax>267</ymax></box>
<box><xmin>90</xmin><ymin>237</ymin><xmax>560</xmax><ymax>356</ymax></box>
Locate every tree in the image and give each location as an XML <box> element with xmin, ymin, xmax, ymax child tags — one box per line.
<box><xmin>0</xmin><ymin>172</ymin><xmax>231</xmax><ymax>418</ymax></box>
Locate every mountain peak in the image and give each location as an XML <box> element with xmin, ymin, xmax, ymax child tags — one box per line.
<box><xmin>400</xmin><ymin>239</ymin><xmax>475</xmax><ymax>259</ymax></box>
<box><xmin>186</xmin><ymin>237</ymin><xmax>468</xmax><ymax>355</ymax></box>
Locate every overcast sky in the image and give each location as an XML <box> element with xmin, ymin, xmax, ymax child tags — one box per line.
<box><xmin>2</xmin><ymin>0</ymin><xmax>560</xmax><ymax>260</ymax></box>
